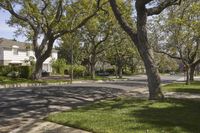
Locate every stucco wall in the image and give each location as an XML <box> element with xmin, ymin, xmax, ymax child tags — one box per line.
<box><xmin>0</xmin><ymin>48</ymin><xmax>58</xmax><ymax>72</ymax></box>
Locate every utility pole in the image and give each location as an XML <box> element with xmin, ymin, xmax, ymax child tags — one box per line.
<box><xmin>70</xmin><ymin>44</ymin><xmax>74</xmax><ymax>84</ymax></box>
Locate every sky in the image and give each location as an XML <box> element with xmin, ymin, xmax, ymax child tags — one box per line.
<box><xmin>0</xmin><ymin>10</ymin><xmax>27</xmax><ymax>42</ymax></box>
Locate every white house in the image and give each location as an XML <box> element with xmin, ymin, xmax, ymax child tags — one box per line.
<box><xmin>0</xmin><ymin>38</ymin><xmax>57</xmax><ymax>72</ymax></box>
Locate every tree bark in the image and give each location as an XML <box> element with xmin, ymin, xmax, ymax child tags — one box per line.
<box><xmin>190</xmin><ymin>65</ymin><xmax>195</xmax><ymax>81</ymax></box>
<box><xmin>115</xmin><ymin>65</ymin><xmax>118</xmax><ymax>78</ymax></box>
<box><xmin>118</xmin><ymin>65</ymin><xmax>123</xmax><ymax>79</ymax></box>
<box><xmin>135</xmin><ymin>3</ymin><xmax>164</xmax><ymax>100</ymax></box>
<box><xmin>31</xmin><ymin>41</ymin><xmax>54</xmax><ymax>80</ymax></box>
<box><xmin>109</xmin><ymin>0</ymin><xmax>164</xmax><ymax>100</ymax></box>
<box><xmin>31</xmin><ymin>58</ymin><xmax>43</xmax><ymax>80</ymax></box>
<box><xmin>91</xmin><ymin>63</ymin><xmax>96</xmax><ymax>79</ymax></box>
<box><xmin>186</xmin><ymin>66</ymin><xmax>191</xmax><ymax>85</ymax></box>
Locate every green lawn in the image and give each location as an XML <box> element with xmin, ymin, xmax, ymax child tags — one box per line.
<box><xmin>0</xmin><ymin>76</ymin><xmax>69</xmax><ymax>84</ymax></box>
<box><xmin>163</xmin><ymin>81</ymin><xmax>200</xmax><ymax>94</ymax></box>
<box><xmin>47</xmin><ymin>98</ymin><xmax>200</xmax><ymax>133</ymax></box>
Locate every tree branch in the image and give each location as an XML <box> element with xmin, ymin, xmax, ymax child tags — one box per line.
<box><xmin>109</xmin><ymin>0</ymin><xmax>137</xmax><ymax>43</ymax></box>
<box><xmin>95</xmin><ymin>32</ymin><xmax>109</xmax><ymax>47</ymax></box>
<box><xmin>54</xmin><ymin>10</ymin><xmax>97</xmax><ymax>39</ymax></box>
<box><xmin>154</xmin><ymin>50</ymin><xmax>182</xmax><ymax>60</ymax></box>
<box><xmin>147</xmin><ymin>0</ymin><xmax>182</xmax><ymax>16</ymax></box>
<box><xmin>193</xmin><ymin>59</ymin><xmax>200</xmax><ymax>66</ymax></box>
<box><xmin>54</xmin><ymin>0</ymin><xmax>107</xmax><ymax>39</ymax></box>
<box><xmin>190</xmin><ymin>38</ymin><xmax>200</xmax><ymax>62</ymax></box>
<box><xmin>0</xmin><ymin>1</ymin><xmax>37</xmax><ymax>31</ymax></box>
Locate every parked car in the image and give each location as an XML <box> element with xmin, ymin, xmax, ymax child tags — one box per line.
<box><xmin>97</xmin><ymin>72</ymin><xmax>110</xmax><ymax>76</ymax></box>
<box><xmin>42</xmin><ymin>70</ymin><xmax>50</xmax><ymax>77</ymax></box>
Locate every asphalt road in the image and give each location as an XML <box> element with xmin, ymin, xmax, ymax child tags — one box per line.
<box><xmin>0</xmin><ymin>74</ymin><xmax>198</xmax><ymax>133</ymax></box>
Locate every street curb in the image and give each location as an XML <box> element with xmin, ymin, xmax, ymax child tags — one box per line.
<box><xmin>0</xmin><ymin>78</ymin><xmax>129</xmax><ymax>89</ymax></box>
<box><xmin>0</xmin><ymin>82</ymin><xmax>70</xmax><ymax>89</ymax></box>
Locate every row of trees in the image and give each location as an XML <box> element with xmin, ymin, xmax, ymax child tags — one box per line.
<box><xmin>1</xmin><ymin>0</ymin><xmax>199</xmax><ymax>99</ymax></box>
<box><xmin>57</xmin><ymin>1</ymin><xmax>141</xmax><ymax>79</ymax></box>
<box><xmin>0</xmin><ymin>0</ymin><xmax>106</xmax><ymax>79</ymax></box>
<box><xmin>58</xmin><ymin>22</ymin><xmax>141</xmax><ymax>79</ymax></box>
<box><xmin>151</xmin><ymin>0</ymin><xmax>200</xmax><ymax>85</ymax></box>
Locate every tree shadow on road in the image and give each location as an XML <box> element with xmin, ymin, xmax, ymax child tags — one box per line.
<box><xmin>0</xmin><ymin>85</ymin><xmax>125</xmax><ymax>133</ymax></box>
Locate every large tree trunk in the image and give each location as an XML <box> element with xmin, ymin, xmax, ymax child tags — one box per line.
<box><xmin>109</xmin><ymin>0</ymin><xmax>164</xmax><ymax>99</ymax></box>
<box><xmin>136</xmin><ymin>3</ymin><xmax>163</xmax><ymax>100</ymax></box>
<box><xmin>115</xmin><ymin>65</ymin><xmax>118</xmax><ymax>78</ymax></box>
<box><xmin>190</xmin><ymin>65</ymin><xmax>195</xmax><ymax>81</ymax></box>
<box><xmin>91</xmin><ymin>64</ymin><xmax>96</xmax><ymax>79</ymax></box>
<box><xmin>118</xmin><ymin>65</ymin><xmax>123</xmax><ymax>79</ymax></box>
<box><xmin>31</xmin><ymin>58</ymin><xmax>43</xmax><ymax>80</ymax></box>
<box><xmin>31</xmin><ymin>37</ymin><xmax>54</xmax><ymax>80</ymax></box>
<box><xmin>185</xmin><ymin>66</ymin><xmax>191</xmax><ymax>85</ymax></box>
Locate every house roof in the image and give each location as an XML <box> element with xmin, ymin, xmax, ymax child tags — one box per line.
<box><xmin>0</xmin><ymin>38</ymin><xmax>57</xmax><ymax>52</ymax></box>
<box><xmin>0</xmin><ymin>38</ymin><xmax>30</xmax><ymax>50</ymax></box>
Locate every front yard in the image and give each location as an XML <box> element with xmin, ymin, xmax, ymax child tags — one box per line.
<box><xmin>46</xmin><ymin>81</ymin><xmax>200</xmax><ymax>133</ymax></box>
<box><xmin>47</xmin><ymin>97</ymin><xmax>200</xmax><ymax>133</ymax></box>
<box><xmin>163</xmin><ymin>81</ymin><xmax>200</xmax><ymax>94</ymax></box>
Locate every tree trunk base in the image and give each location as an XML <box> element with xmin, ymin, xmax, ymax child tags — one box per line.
<box><xmin>149</xmin><ymin>91</ymin><xmax>164</xmax><ymax>100</ymax></box>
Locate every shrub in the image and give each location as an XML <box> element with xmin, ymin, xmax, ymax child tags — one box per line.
<box><xmin>65</xmin><ymin>65</ymin><xmax>86</xmax><ymax>78</ymax></box>
<box><xmin>74</xmin><ymin>65</ymin><xmax>86</xmax><ymax>77</ymax></box>
<box><xmin>123</xmin><ymin>68</ymin><xmax>133</xmax><ymax>75</ymax></box>
<box><xmin>0</xmin><ymin>65</ymin><xmax>32</xmax><ymax>79</ymax></box>
<box><xmin>0</xmin><ymin>66</ymin><xmax>12</xmax><ymax>76</ymax></box>
<box><xmin>7</xmin><ymin>71</ymin><xmax>20</xmax><ymax>78</ymax></box>
<box><xmin>52</xmin><ymin>59</ymin><xmax>67</xmax><ymax>75</ymax></box>
<box><xmin>19</xmin><ymin>66</ymin><xmax>32</xmax><ymax>78</ymax></box>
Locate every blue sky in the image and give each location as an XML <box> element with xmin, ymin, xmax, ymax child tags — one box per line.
<box><xmin>0</xmin><ymin>10</ymin><xmax>26</xmax><ymax>42</ymax></box>
<box><xmin>0</xmin><ymin>10</ymin><xmax>60</xmax><ymax>45</ymax></box>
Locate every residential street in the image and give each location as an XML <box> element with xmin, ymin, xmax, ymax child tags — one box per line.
<box><xmin>0</xmin><ymin>74</ymin><xmax>200</xmax><ymax>133</ymax></box>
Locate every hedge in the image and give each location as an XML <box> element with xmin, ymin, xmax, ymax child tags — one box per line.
<box><xmin>0</xmin><ymin>65</ymin><xmax>32</xmax><ymax>79</ymax></box>
<box><xmin>65</xmin><ymin>65</ymin><xmax>86</xmax><ymax>77</ymax></box>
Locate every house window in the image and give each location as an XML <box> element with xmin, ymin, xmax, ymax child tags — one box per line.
<box><xmin>13</xmin><ymin>48</ymin><xmax>18</xmax><ymax>55</ymax></box>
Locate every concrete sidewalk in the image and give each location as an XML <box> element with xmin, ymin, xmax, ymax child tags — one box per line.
<box><xmin>11</xmin><ymin>121</ymin><xmax>90</xmax><ymax>133</ymax></box>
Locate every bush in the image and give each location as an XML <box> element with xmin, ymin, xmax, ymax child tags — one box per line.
<box><xmin>52</xmin><ymin>59</ymin><xmax>67</xmax><ymax>75</ymax></box>
<box><xmin>123</xmin><ymin>68</ymin><xmax>133</xmax><ymax>75</ymax></box>
<box><xmin>19</xmin><ymin>66</ymin><xmax>32</xmax><ymax>78</ymax></box>
<box><xmin>0</xmin><ymin>65</ymin><xmax>32</xmax><ymax>79</ymax></box>
<box><xmin>7</xmin><ymin>71</ymin><xmax>20</xmax><ymax>78</ymax></box>
<box><xmin>74</xmin><ymin>65</ymin><xmax>86</xmax><ymax>77</ymax></box>
<box><xmin>65</xmin><ymin>65</ymin><xmax>86</xmax><ymax>78</ymax></box>
<box><xmin>0</xmin><ymin>66</ymin><xmax>12</xmax><ymax>76</ymax></box>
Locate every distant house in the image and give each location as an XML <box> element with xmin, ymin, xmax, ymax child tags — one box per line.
<box><xmin>0</xmin><ymin>38</ymin><xmax>57</xmax><ymax>72</ymax></box>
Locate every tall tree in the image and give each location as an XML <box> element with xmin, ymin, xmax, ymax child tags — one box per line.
<box><xmin>153</xmin><ymin>0</ymin><xmax>200</xmax><ymax>84</ymax></box>
<box><xmin>109</xmin><ymin>0</ymin><xmax>182</xmax><ymax>99</ymax></box>
<box><xmin>0</xmin><ymin>0</ymin><xmax>104</xmax><ymax>79</ymax></box>
<box><xmin>107</xmin><ymin>26</ymin><xmax>139</xmax><ymax>78</ymax></box>
<box><xmin>58</xmin><ymin>33</ymin><xmax>83</xmax><ymax>65</ymax></box>
<box><xmin>80</xmin><ymin>14</ymin><xmax>111</xmax><ymax>79</ymax></box>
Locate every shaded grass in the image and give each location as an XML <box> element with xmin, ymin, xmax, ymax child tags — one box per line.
<box><xmin>47</xmin><ymin>98</ymin><xmax>200</xmax><ymax>133</ymax></box>
<box><xmin>0</xmin><ymin>76</ymin><xmax>69</xmax><ymax>84</ymax></box>
<box><xmin>163</xmin><ymin>81</ymin><xmax>200</xmax><ymax>94</ymax></box>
